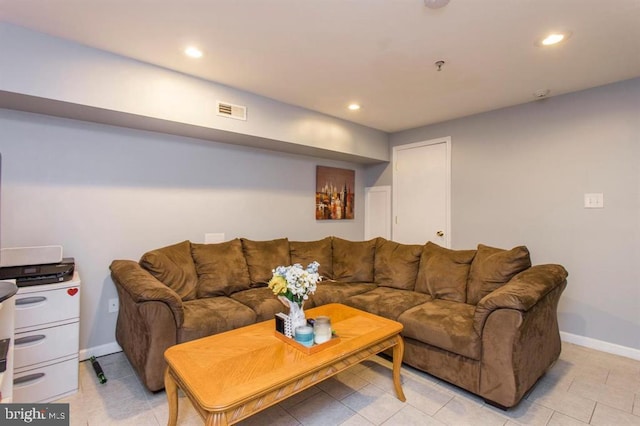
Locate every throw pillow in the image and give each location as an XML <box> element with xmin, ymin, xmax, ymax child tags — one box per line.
<box><xmin>241</xmin><ymin>238</ymin><xmax>291</xmax><ymax>287</ymax></box>
<box><xmin>191</xmin><ymin>239</ymin><xmax>252</xmax><ymax>297</ymax></box>
<box><xmin>466</xmin><ymin>244</ymin><xmax>531</xmax><ymax>305</ymax></box>
<box><xmin>139</xmin><ymin>240</ymin><xmax>198</xmax><ymax>301</ymax></box>
<box><xmin>414</xmin><ymin>242</ymin><xmax>476</xmax><ymax>303</ymax></box>
<box><xmin>332</xmin><ymin>237</ymin><xmax>377</xmax><ymax>282</ymax></box>
<box><xmin>290</xmin><ymin>237</ymin><xmax>333</xmax><ymax>279</ymax></box>
<box><xmin>374</xmin><ymin>238</ymin><xmax>423</xmax><ymax>290</ymax></box>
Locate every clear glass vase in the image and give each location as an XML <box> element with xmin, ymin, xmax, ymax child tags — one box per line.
<box><xmin>278</xmin><ymin>296</ymin><xmax>307</xmax><ymax>335</ymax></box>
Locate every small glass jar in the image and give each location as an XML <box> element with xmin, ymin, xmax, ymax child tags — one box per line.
<box><xmin>313</xmin><ymin>316</ymin><xmax>332</xmax><ymax>344</ymax></box>
<box><xmin>294</xmin><ymin>325</ymin><xmax>314</xmax><ymax>347</ymax></box>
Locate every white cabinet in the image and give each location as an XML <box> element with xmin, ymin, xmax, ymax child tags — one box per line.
<box><xmin>0</xmin><ymin>280</ymin><xmax>17</xmax><ymax>403</ymax></box>
<box><xmin>12</xmin><ymin>272</ymin><xmax>80</xmax><ymax>403</ymax></box>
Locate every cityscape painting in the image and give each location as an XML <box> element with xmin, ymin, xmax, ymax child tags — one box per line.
<box><xmin>316</xmin><ymin>166</ymin><xmax>355</xmax><ymax>220</ymax></box>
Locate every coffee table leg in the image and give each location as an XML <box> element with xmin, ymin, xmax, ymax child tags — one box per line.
<box><xmin>392</xmin><ymin>335</ymin><xmax>406</xmax><ymax>402</ymax></box>
<box><xmin>164</xmin><ymin>367</ymin><xmax>179</xmax><ymax>426</ymax></box>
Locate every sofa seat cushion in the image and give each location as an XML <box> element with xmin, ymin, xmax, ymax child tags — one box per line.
<box><xmin>466</xmin><ymin>244</ymin><xmax>532</xmax><ymax>305</ymax></box>
<box><xmin>192</xmin><ymin>239</ymin><xmax>252</xmax><ymax>298</ymax></box>
<box><xmin>231</xmin><ymin>287</ymin><xmax>291</xmax><ymax>322</ymax></box>
<box><xmin>332</xmin><ymin>237</ymin><xmax>377</xmax><ymax>282</ymax></box>
<box><xmin>345</xmin><ymin>287</ymin><xmax>431</xmax><ymax>321</ymax></box>
<box><xmin>310</xmin><ymin>281</ymin><xmax>377</xmax><ymax>306</ymax></box>
<box><xmin>415</xmin><ymin>242</ymin><xmax>476</xmax><ymax>303</ymax></box>
<box><xmin>290</xmin><ymin>237</ymin><xmax>333</xmax><ymax>280</ymax></box>
<box><xmin>398</xmin><ymin>300</ymin><xmax>480</xmax><ymax>360</ymax></box>
<box><xmin>178</xmin><ymin>297</ymin><xmax>257</xmax><ymax>343</ymax></box>
<box><xmin>242</xmin><ymin>238</ymin><xmax>291</xmax><ymax>287</ymax></box>
<box><xmin>374</xmin><ymin>239</ymin><xmax>423</xmax><ymax>290</ymax></box>
<box><xmin>139</xmin><ymin>240</ymin><xmax>198</xmax><ymax>301</ymax></box>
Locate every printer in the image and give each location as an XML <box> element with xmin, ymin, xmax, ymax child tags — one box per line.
<box><xmin>0</xmin><ymin>257</ymin><xmax>75</xmax><ymax>287</ymax></box>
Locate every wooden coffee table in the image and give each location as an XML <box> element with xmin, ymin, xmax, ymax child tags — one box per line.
<box><xmin>164</xmin><ymin>303</ymin><xmax>406</xmax><ymax>426</ymax></box>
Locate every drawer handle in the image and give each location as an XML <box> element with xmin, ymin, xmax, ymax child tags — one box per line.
<box><xmin>14</xmin><ymin>372</ymin><xmax>45</xmax><ymax>386</ymax></box>
<box><xmin>15</xmin><ymin>334</ymin><xmax>46</xmax><ymax>345</ymax></box>
<box><xmin>16</xmin><ymin>296</ymin><xmax>47</xmax><ymax>306</ymax></box>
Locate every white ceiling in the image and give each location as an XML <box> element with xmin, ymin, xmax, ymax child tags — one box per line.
<box><xmin>2</xmin><ymin>0</ymin><xmax>639</xmax><ymax>133</ymax></box>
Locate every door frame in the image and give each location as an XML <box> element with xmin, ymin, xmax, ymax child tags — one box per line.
<box><xmin>392</xmin><ymin>136</ymin><xmax>452</xmax><ymax>247</ymax></box>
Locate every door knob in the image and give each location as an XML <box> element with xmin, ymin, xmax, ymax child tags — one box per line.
<box><xmin>436</xmin><ymin>231</ymin><xmax>444</xmax><ymax>237</ymax></box>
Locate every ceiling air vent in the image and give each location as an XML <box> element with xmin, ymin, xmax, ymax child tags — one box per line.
<box><xmin>216</xmin><ymin>101</ymin><xmax>247</xmax><ymax>121</ymax></box>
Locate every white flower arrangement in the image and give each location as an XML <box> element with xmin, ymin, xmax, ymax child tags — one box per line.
<box><xmin>268</xmin><ymin>261</ymin><xmax>322</xmax><ymax>305</ymax></box>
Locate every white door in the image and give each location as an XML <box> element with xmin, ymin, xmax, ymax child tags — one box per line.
<box><xmin>364</xmin><ymin>186</ymin><xmax>391</xmax><ymax>240</ymax></box>
<box><xmin>392</xmin><ymin>137</ymin><xmax>450</xmax><ymax>246</ymax></box>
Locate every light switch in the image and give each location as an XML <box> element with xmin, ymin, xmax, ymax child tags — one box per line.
<box><xmin>584</xmin><ymin>193</ymin><xmax>604</xmax><ymax>209</ymax></box>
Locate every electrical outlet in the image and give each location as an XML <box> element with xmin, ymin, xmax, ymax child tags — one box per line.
<box><xmin>108</xmin><ymin>298</ymin><xmax>119</xmax><ymax>313</ymax></box>
<box><xmin>204</xmin><ymin>233</ymin><xmax>225</xmax><ymax>243</ymax></box>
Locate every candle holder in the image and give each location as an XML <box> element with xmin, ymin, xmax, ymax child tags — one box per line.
<box><xmin>313</xmin><ymin>316</ymin><xmax>332</xmax><ymax>344</ymax></box>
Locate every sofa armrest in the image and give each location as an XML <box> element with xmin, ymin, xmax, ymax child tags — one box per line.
<box><xmin>110</xmin><ymin>260</ymin><xmax>184</xmax><ymax>327</ymax></box>
<box><xmin>473</xmin><ymin>264</ymin><xmax>567</xmax><ymax>335</ymax></box>
<box><xmin>475</xmin><ymin>265</ymin><xmax>567</xmax><ymax>407</ymax></box>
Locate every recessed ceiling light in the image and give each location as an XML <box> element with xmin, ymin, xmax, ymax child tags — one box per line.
<box><xmin>536</xmin><ymin>31</ymin><xmax>572</xmax><ymax>47</ymax></box>
<box><xmin>348</xmin><ymin>103</ymin><xmax>361</xmax><ymax>111</ymax></box>
<box><xmin>184</xmin><ymin>46</ymin><xmax>203</xmax><ymax>58</ymax></box>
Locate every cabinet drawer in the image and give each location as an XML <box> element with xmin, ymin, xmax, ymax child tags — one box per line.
<box><xmin>13</xmin><ymin>356</ymin><xmax>78</xmax><ymax>403</ymax></box>
<box><xmin>15</xmin><ymin>285</ymin><xmax>80</xmax><ymax>330</ymax></box>
<box><xmin>14</xmin><ymin>322</ymin><xmax>79</xmax><ymax>369</ymax></box>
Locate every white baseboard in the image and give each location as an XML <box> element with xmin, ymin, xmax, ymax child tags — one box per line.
<box><xmin>79</xmin><ymin>341</ymin><xmax>122</xmax><ymax>361</ymax></box>
<box><xmin>561</xmin><ymin>331</ymin><xmax>640</xmax><ymax>361</ymax></box>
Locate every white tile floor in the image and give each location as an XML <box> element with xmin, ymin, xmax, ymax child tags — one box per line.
<box><xmin>56</xmin><ymin>342</ymin><xmax>640</xmax><ymax>426</ymax></box>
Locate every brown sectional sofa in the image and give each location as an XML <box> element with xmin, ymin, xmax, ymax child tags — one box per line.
<box><xmin>109</xmin><ymin>236</ymin><xmax>568</xmax><ymax>408</ymax></box>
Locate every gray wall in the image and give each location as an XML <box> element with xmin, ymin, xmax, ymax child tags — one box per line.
<box><xmin>0</xmin><ymin>23</ymin><xmax>389</xmax><ymax>163</ymax></box>
<box><xmin>369</xmin><ymin>78</ymin><xmax>640</xmax><ymax>351</ymax></box>
<box><xmin>0</xmin><ymin>109</ymin><xmax>366</xmax><ymax>354</ymax></box>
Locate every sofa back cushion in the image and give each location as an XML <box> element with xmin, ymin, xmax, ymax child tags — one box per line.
<box><xmin>415</xmin><ymin>242</ymin><xmax>476</xmax><ymax>303</ymax></box>
<box><xmin>332</xmin><ymin>237</ymin><xmax>377</xmax><ymax>282</ymax></box>
<box><xmin>139</xmin><ymin>240</ymin><xmax>198</xmax><ymax>301</ymax></box>
<box><xmin>466</xmin><ymin>244</ymin><xmax>532</xmax><ymax>305</ymax></box>
<box><xmin>241</xmin><ymin>238</ymin><xmax>291</xmax><ymax>287</ymax></box>
<box><xmin>290</xmin><ymin>237</ymin><xmax>333</xmax><ymax>279</ymax></box>
<box><xmin>191</xmin><ymin>239</ymin><xmax>252</xmax><ymax>297</ymax></box>
<box><xmin>374</xmin><ymin>239</ymin><xmax>423</xmax><ymax>290</ymax></box>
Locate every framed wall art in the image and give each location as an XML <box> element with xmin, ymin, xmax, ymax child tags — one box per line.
<box><xmin>315</xmin><ymin>166</ymin><xmax>355</xmax><ymax>220</ymax></box>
